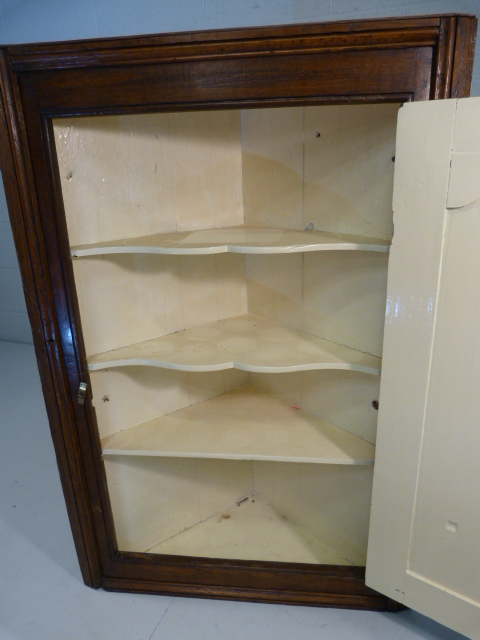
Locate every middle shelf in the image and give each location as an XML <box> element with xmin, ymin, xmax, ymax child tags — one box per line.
<box><xmin>101</xmin><ymin>385</ymin><xmax>375</xmax><ymax>465</ymax></box>
<box><xmin>88</xmin><ymin>314</ymin><xmax>382</xmax><ymax>374</ymax></box>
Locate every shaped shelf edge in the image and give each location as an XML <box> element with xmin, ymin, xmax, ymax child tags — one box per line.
<box><xmin>71</xmin><ymin>227</ymin><xmax>391</xmax><ymax>257</ymax></box>
<box><xmin>87</xmin><ymin>314</ymin><xmax>381</xmax><ymax>375</ymax></box>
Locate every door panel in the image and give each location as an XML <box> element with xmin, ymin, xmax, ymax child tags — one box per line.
<box><xmin>366</xmin><ymin>97</ymin><xmax>480</xmax><ymax>639</ymax></box>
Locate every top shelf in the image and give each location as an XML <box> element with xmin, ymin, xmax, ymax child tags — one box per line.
<box><xmin>71</xmin><ymin>227</ymin><xmax>390</xmax><ymax>257</ymax></box>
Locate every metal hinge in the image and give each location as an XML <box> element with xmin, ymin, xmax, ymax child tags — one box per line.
<box><xmin>77</xmin><ymin>382</ymin><xmax>88</xmax><ymax>405</ymax></box>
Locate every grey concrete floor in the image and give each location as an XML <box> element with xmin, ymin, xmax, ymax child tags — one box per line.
<box><xmin>0</xmin><ymin>340</ymin><xmax>465</xmax><ymax>639</ymax></box>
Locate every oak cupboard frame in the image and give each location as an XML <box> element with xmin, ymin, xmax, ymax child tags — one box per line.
<box><xmin>0</xmin><ymin>14</ymin><xmax>476</xmax><ymax>611</ymax></box>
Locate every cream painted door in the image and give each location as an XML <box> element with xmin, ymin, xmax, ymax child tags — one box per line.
<box><xmin>366</xmin><ymin>97</ymin><xmax>480</xmax><ymax>639</ymax></box>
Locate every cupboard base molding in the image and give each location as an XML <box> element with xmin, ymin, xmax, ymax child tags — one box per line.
<box><xmin>102</xmin><ymin>568</ymin><xmax>389</xmax><ymax>610</ymax></box>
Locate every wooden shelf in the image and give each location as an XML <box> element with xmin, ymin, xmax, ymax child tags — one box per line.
<box><xmin>71</xmin><ymin>227</ymin><xmax>390</xmax><ymax>257</ymax></box>
<box><xmin>101</xmin><ymin>385</ymin><xmax>375</xmax><ymax>465</ymax></box>
<box><xmin>146</xmin><ymin>494</ymin><xmax>363</xmax><ymax>565</ymax></box>
<box><xmin>88</xmin><ymin>314</ymin><xmax>381</xmax><ymax>374</ymax></box>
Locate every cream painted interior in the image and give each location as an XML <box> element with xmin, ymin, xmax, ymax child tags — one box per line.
<box><xmin>54</xmin><ymin>103</ymin><xmax>398</xmax><ymax>564</ymax></box>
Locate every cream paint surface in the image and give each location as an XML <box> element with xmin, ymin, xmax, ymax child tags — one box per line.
<box><xmin>241</xmin><ymin>107</ymin><xmax>304</xmax><ymax>229</ymax></box>
<box><xmin>63</xmin><ymin>104</ymin><xmax>394</xmax><ymax>360</ymax></box>
<box><xmin>95</xmin><ymin>367</ymin><xmax>378</xmax><ymax>456</ymax></box>
<box><xmin>88</xmin><ymin>314</ymin><xmax>382</xmax><ymax>374</ymax></box>
<box><xmin>446</xmin><ymin>152</ymin><xmax>480</xmax><ymax>209</ymax></box>
<box><xmin>367</xmin><ymin>99</ymin><xmax>458</xmax><ymax>606</ymax></box>
<box><xmin>408</xmin><ymin>205</ymin><xmax>480</xmax><ymax>603</ymax></box>
<box><xmin>241</xmin><ymin>105</ymin><xmax>393</xmax><ymax>357</ymax></box>
<box><xmin>253</xmin><ymin>462</ymin><xmax>373</xmax><ymax>565</ymax></box>
<box><xmin>252</xmin><ymin>370</ymin><xmax>380</xmax><ymax>444</ymax></box>
<box><xmin>104</xmin><ymin>456</ymin><xmax>252</xmax><ymax>553</ymax></box>
<box><xmin>101</xmin><ymin>385</ymin><xmax>375</xmax><ymax>464</ymax></box>
<box><xmin>56</xmin><ymin>105</ymin><xmax>396</xmax><ymax>247</ymax></box>
<box><xmin>73</xmin><ymin>253</ymin><xmax>247</xmax><ymax>357</ymax></box>
<box><xmin>367</xmin><ymin>97</ymin><xmax>480</xmax><ymax>639</ymax></box>
<box><xmin>91</xmin><ymin>368</ymin><xmax>249</xmax><ymax>439</ymax></box>
<box><xmin>303</xmin><ymin>104</ymin><xmax>398</xmax><ymax>239</ymax></box>
<box><xmin>449</xmin><ymin>96</ymin><xmax>480</xmax><ymax>153</ymax></box>
<box><xmin>247</xmin><ymin>251</ymin><xmax>389</xmax><ymax>357</ymax></box>
<box><xmin>148</xmin><ymin>494</ymin><xmax>355</xmax><ymax>565</ymax></box>
<box><xmin>302</xmin><ymin>251</ymin><xmax>388</xmax><ymax>357</ymax></box>
<box><xmin>246</xmin><ymin>253</ymin><xmax>303</xmax><ymax>330</ymax></box>
<box><xmin>54</xmin><ymin>111</ymin><xmax>244</xmax><ymax>246</ymax></box>
<box><xmin>241</xmin><ymin>104</ymin><xmax>397</xmax><ymax>239</ymax></box>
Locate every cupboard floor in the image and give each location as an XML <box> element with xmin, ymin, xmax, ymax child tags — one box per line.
<box><xmin>146</xmin><ymin>494</ymin><xmax>360</xmax><ymax>565</ymax></box>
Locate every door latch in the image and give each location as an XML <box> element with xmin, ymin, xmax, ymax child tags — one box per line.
<box><xmin>77</xmin><ymin>382</ymin><xmax>88</xmax><ymax>405</ymax></box>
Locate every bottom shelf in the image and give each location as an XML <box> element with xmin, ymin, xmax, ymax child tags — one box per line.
<box><xmin>101</xmin><ymin>385</ymin><xmax>375</xmax><ymax>465</ymax></box>
<box><xmin>106</xmin><ymin>456</ymin><xmax>372</xmax><ymax>567</ymax></box>
<box><xmin>147</xmin><ymin>494</ymin><xmax>359</xmax><ymax>565</ymax></box>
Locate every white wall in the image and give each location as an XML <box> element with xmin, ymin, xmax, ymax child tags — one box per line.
<box><xmin>0</xmin><ymin>0</ymin><xmax>479</xmax><ymax>343</ymax></box>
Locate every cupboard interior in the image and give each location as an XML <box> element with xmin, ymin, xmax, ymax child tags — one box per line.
<box><xmin>54</xmin><ymin>103</ymin><xmax>398</xmax><ymax>566</ymax></box>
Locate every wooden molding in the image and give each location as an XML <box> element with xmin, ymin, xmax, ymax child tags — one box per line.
<box><xmin>5</xmin><ymin>16</ymin><xmax>467</xmax><ymax>71</ymax></box>
<box><xmin>0</xmin><ymin>51</ymin><xmax>103</xmax><ymax>587</ymax></box>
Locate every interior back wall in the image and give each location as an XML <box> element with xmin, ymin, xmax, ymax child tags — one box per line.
<box><xmin>0</xmin><ymin>0</ymin><xmax>479</xmax><ymax>343</ymax></box>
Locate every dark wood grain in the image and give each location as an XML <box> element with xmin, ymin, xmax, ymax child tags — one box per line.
<box><xmin>451</xmin><ymin>15</ymin><xmax>478</xmax><ymax>97</ymax></box>
<box><xmin>6</xmin><ymin>16</ymin><xmax>444</xmax><ymax>71</ymax></box>
<box><xmin>18</xmin><ymin>48</ymin><xmax>424</xmax><ymax>116</ymax></box>
<box><xmin>432</xmin><ymin>15</ymin><xmax>478</xmax><ymax>98</ymax></box>
<box><xmin>0</xmin><ymin>14</ymin><xmax>476</xmax><ymax>608</ymax></box>
<box><xmin>0</xmin><ymin>51</ymin><xmax>103</xmax><ymax>588</ymax></box>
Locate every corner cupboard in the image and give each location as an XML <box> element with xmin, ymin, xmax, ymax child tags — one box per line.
<box><xmin>0</xmin><ymin>15</ymin><xmax>478</xmax><ymax>638</ymax></box>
